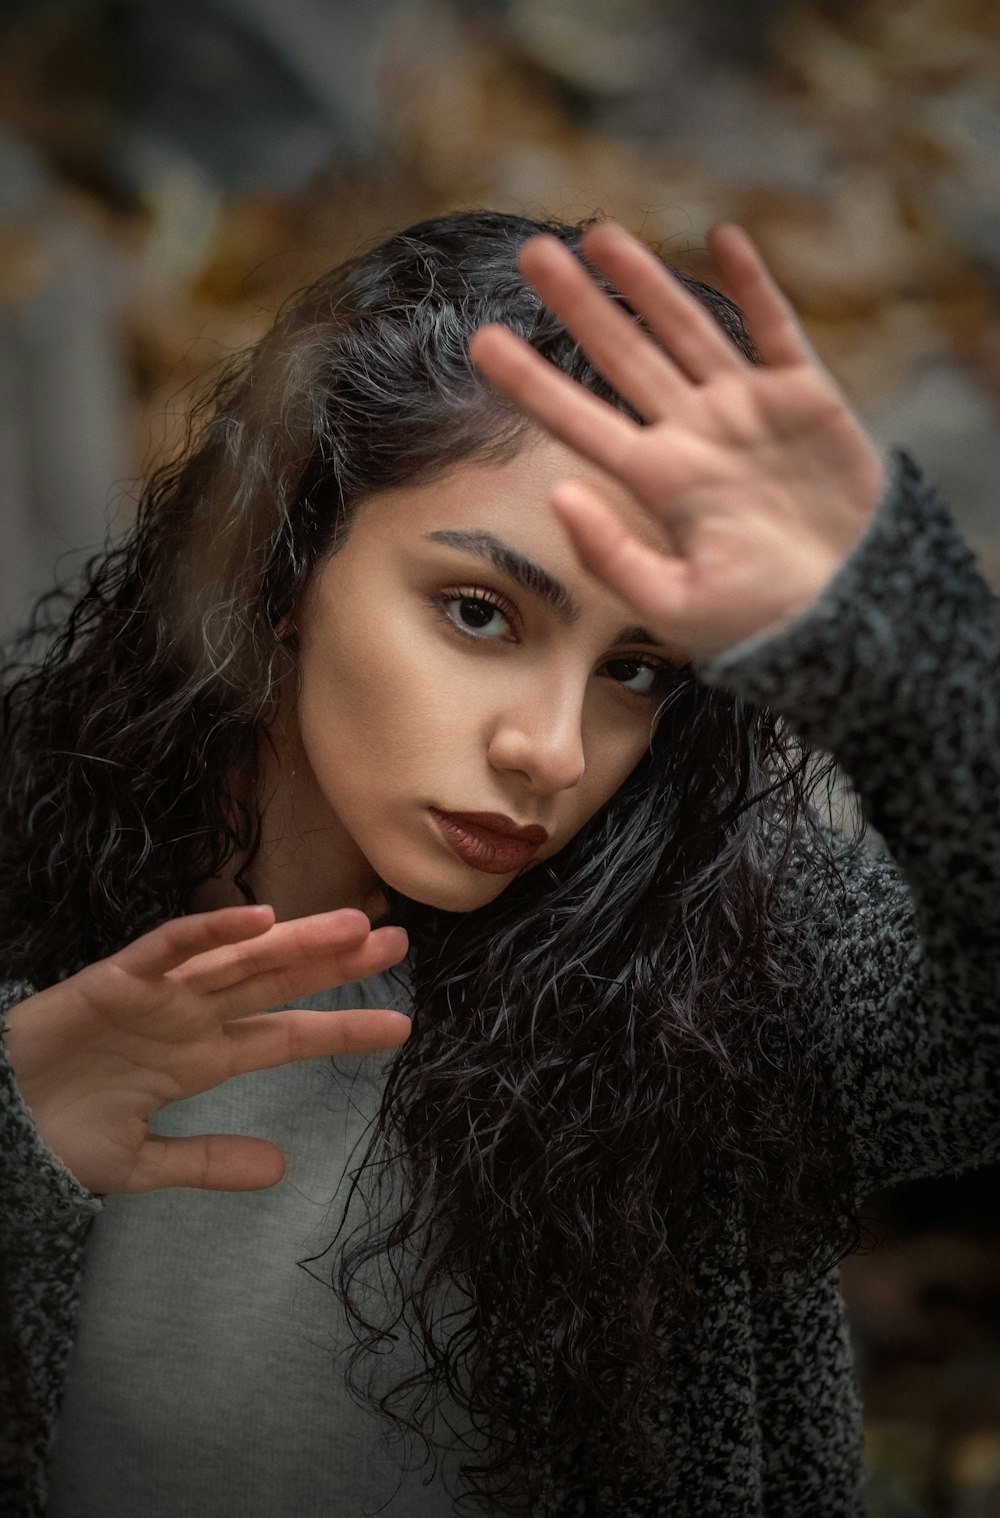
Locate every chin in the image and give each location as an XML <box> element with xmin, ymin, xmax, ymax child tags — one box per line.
<box><xmin>378</xmin><ymin>861</ymin><xmax>517</xmax><ymax>916</ymax></box>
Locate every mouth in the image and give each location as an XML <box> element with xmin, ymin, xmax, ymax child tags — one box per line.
<box><xmin>429</xmin><ymin>809</ymin><xmax>547</xmax><ymax>875</ymax></box>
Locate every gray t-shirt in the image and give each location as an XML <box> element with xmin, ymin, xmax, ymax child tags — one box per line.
<box><xmin>46</xmin><ymin>964</ymin><xmax>479</xmax><ymax>1517</ymax></box>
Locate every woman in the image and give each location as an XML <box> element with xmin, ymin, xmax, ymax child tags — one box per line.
<box><xmin>1</xmin><ymin>210</ymin><xmax>998</xmax><ymax>1518</ymax></box>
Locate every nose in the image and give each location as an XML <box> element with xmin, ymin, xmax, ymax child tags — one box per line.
<box><xmin>486</xmin><ymin>675</ymin><xmax>586</xmax><ymax>795</ymax></box>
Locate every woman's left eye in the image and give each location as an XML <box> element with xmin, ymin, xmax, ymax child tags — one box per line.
<box><xmin>602</xmin><ymin>657</ymin><xmax>668</xmax><ymax>696</ymax></box>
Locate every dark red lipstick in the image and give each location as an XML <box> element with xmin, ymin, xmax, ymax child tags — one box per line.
<box><xmin>429</xmin><ymin>809</ymin><xmax>548</xmax><ymax>874</ymax></box>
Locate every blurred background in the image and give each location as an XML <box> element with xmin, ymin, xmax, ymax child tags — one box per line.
<box><xmin>0</xmin><ymin>0</ymin><xmax>998</xmax><ymax>1512</ymax></box>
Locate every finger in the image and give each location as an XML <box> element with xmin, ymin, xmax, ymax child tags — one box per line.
<box><xmin>515</xmin><ymin>234</ymin><xmax>684</xmax><ymax>420</ymax></box>
<box><xmin>705</xmin><ymin>224</ymin><xmax>813</xmax><ymax>369</ymax></box>
<box><xmin>183</xmin><ymin>908</ymin><xmax>375</xmax><ymax>996</ymax></box>
<box><xmin>214</xmin><ymin>924</ymin><xmax>410</xmax><ymax>1017</ymax></box>
<box><xmin>580</xmin><ymin>221</ymin><xmax>748</xmax><ymax>383</ymax></box>
<box><xmin>133</xmin><ymin>1132</ymin><xmax>288</xmax><ymax>1193</ymax></box>
<box><xmin>470</xmin><ymin>325</ymin><xmax>640</xmax><ymax>478</ymax></box>
<box><xmin>115</xmin><ymin>905</ymin><xmax>276</xmax><ymax>981</ymax></box>
<box><xmin>223</xmin><ymin>1005</ymin><xmax>411</xmax><ymax>1076</ymax></box>
<box><xmin>551</xmin><ymin>480</ymin><xmax>690</xmax><ymax>639</ymax></box>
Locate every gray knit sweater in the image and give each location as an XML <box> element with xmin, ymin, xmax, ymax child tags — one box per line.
<box><xmin>2</xmin><ymin>453</ymin><xmax>999</xmax><ymax>1517</ymax></box>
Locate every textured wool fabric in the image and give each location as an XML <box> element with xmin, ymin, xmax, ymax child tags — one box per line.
<box><xmin>2</xmin><ymin>453</ymin><xmax>999</xmax><ymax>1517</ymax></box>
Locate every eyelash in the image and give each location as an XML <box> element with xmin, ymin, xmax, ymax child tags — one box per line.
<box><xmin>428</xmin><ymin>586</ymin><xmax>674</xmax><ymax>699</ymax></box>
<box><xmin>430</xmin><ymin>584</ymin><xmax>519</xmax><ymax>638</ymax></box>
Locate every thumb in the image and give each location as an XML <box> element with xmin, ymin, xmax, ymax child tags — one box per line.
<box><xmin>134</xmin><ymin>1133</ymin><xmax>286</xmax><ymax>1193</ymax></box>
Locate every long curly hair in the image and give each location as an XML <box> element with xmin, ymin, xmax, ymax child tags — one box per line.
<box><xmin>0</xmin><ymin>210</ymin><xmax>862</xmax><ymax>1513</ymax></box>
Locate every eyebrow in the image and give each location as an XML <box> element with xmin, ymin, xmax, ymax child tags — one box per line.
<box><xmin>425</xmin><ymin>529</ymin><xmax>660</xmax><ymax>646</ymax></box>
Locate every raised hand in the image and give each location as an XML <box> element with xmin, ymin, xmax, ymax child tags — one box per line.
<box><xmin>470</xmin><ymin>221</ymin><xmax>888</xmax><ymax>659</ymax></box>
<box><xmin>1</xmin><ymin>905</ymin><xmax>410</xmax><ymax>1196</ymax></box>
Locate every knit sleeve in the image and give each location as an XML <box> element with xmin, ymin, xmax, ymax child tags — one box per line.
<box><xmin>0</xmin><ymin>982</ymin><xmax>104</xmax><ymax>1226</ymax></box>
<box><xmin>699</xmin><ymin>452</ymin><xmax>1000</xmax><ymax>1197</ymax></box>
<box><xmin>1</xmin><ymin>983</ymin><xmax>102</xmax><ymax>1518</ymax></box>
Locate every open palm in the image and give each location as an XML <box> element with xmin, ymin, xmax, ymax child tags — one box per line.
<box><xmin>470</xmin><ymin>221</ymin><xmax>887</xmax><ymax>659</ymax></box>
<box><xmin>3</xmin><ymin>905</ymin><xmax>410</xmax><ymax>1196</ymax></box>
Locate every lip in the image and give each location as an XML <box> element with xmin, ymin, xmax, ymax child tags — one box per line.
<box><xmin>429</xmin><ymin>809</ymin><xmax>547</xmax><ymax>875</ymax></box>
<box><xmin>437</xmin><ymin>810</ymin><xmax>549</xmax><ymax>844</ymax></box>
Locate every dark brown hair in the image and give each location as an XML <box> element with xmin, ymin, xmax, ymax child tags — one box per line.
<box><xmin>1</xmin><ymin>210</ymin><xmax>861</xmax><ymax>1514</ymax></box>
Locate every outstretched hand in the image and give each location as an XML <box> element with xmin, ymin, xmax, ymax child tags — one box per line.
<box><xmin>2</xmin><ymin>906</ymin><xmax>410</xmax><ymax>1196</ymax></box>
<box><xmin>469</xmin><ymin>221</ymin><xmax>887</xmax><ymax>659</ymax></box>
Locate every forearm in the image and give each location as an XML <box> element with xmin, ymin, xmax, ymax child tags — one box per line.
<box><xmin>701</xmin><ymin>452</ymin><xmax>1000</xmax><ymax>1002</ymax></box>
<box><xmin>697</xmin><ymin>454</ymin><xmax>1000</xmax><ymax>1191</ymax></box>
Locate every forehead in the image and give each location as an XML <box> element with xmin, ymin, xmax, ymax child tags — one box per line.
<box><xmin>349</xmin><ymin>434</ymin><xmax>669</xmax><ymax>568</ymax></box>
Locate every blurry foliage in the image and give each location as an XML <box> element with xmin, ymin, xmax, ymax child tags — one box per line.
<box><xmin>1</xmin><ymin>0</ymin><xmax>998</xmax><ymax>500</ymax></box>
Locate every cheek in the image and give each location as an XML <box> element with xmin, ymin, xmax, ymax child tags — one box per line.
<box><xmin>592</xmin><ymin>712</ymin><xmax>655</xmax><ymax>793</ymax></box>
<box><xmin>297</xmin><ymin>607</ymin><xmax>479</xmax><ymax>772</ymax></box>
<box><xmin>549</xmin><ymin>723</ymin><xmax>652</xmax><ymax>850</ymax></box>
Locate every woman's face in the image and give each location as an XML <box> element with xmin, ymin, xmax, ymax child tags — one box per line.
<box><xmin>274</xmin><ymin>435</ymin><xmax>682</xmax><ymax>916</ymax></box>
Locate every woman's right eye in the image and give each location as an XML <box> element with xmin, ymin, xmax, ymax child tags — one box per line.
<box><xmin>431</xmin><ymin>590</ymin><xmax>517</xmax><ymax>641</ymax></box>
